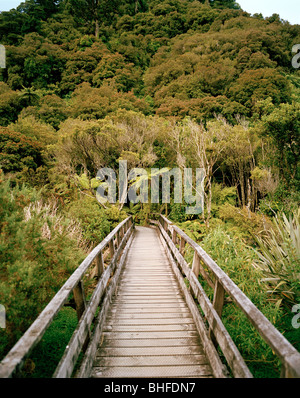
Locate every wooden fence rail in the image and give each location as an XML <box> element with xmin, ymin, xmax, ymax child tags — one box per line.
<box><xmin>156</xmin><ymin>214</ymin><xmax>300</xmax><ymax>378</ymax></box>
<box><xmin>0</xmin><ymin>216</ymin><xmax>134</xmax><ymax>378</ymax></box>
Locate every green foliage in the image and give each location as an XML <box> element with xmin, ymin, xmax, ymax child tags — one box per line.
<box><xmin>20</xmin><ymin>307</ymin><xmax>78</xmax><ymax>378</ymax></box>
<box><xmin>0</xmin><ymin>175</ymin><xmax>87</xmax><ymax>360</ymax></box>
<box><xmin>200</xmin><ymin>226</ymin><xmax>284</xmax><ymax>377</ymax></box>
<box><xmin>252</xmin><ymin>211</ymin><xmax>300</xmax><ymax>308</ymax></box>
<box><xmin>0</xmin><ymin>0</ymin><xmax>299</xmax><ymax>378</ymax></box>
<box><xmin>210</xmin><ymin>183</ymin><xmax>237</xmax><ymax>217</ymax></box>
<box><xmin>66</xmin><ymin>196</ymin><xmax>111</xmax><ymax>245</ymax></box>
<box><xmin>0</xmin><ymin>83</ymin><xmax>22</xmax><ymax>125</ymax></box>
<box><xmin>260</xmin><ymin>102</ymin><xmax>300</xmax><ymax>188</ymax></box>
<box><xmin>219</xmin><ymin>203</ymin><xmax>273</xmax><ymax>244</ymax></box>
<box><xmin>0</xmin><ymin>127</ymin><xmax>44</xmax><ymax>173</ymax></box>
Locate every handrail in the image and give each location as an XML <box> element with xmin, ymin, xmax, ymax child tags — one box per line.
<box><xmin>0</xmin><ymin>216</ymin><xmax>134</xmax><ymax>378</ymax></box>
<box><xmin>157</xmin><ymin>214</ymin><xmax>300</xmax><ymax>378</ymax></box>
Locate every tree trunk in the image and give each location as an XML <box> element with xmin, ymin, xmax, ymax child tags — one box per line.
<box><xmin>95</xmin><ymin>19</ymin><xmax>99</xmax><ymax>39</ymax></box>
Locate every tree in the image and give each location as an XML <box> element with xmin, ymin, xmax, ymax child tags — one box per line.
<box><xmin>229</xmin><ymin>68</ymin><xmax>291</xmax><ymax>113</ymax></box>
<box><xmin>260</xmin><ymin>103</ymin><xmax>300</xmax><ymax>187</ymax></box>
<box><xmin>19</xmin><ymin>87</ymin><xmax>40</xmax><ymax>107</ymax></box>
<box><xmin>210</xmin><ymin>0</ymin><xmax>240</xmax><ymax>9</ymax></box>
<box><xmin>66</xmin><ymin>0</ymin><xmax>119</xmax><ymax>38</ymax></box>
<box><xmin>167</xmin><ymin>117</ymin><xmax>228</xmax><ymax>226</ymax></box>
<box><xmin>0</xmin><ymin>83</ymin><xmax>22</xmax><ymax>126</ymax></box>
<box><xmin>0</xmin><ymin>128</ymin><xmax>44</xmax><ymax>172</ymax></box>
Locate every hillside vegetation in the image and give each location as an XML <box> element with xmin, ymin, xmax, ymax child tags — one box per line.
<box><xmin>0</xmin><ymin>0</ymin><xmax>299</xmax><ymax>377</ymax></box>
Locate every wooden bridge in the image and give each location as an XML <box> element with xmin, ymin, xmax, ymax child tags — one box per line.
<box><xmin>1</xmin><ymin>215</ymin><xmax>300</xmax><ymax>378</ymax></box>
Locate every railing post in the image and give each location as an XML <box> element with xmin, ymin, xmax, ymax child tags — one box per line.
<box><xmin>73</xmin><ymin>280</ymin><xmax>91</xmax><ymax>351</ymax></box>
<box><xmin>209</xmin><ymin>281</ymin><xmax>225</xmax><ymax>347</ymax></box>
<box><xmin>116</xmin><ymin>230</ymin><xmax>120</xmax><ymax>247</ymax></box>
<box><xmin>109</xmin><ymin>238</ymin><xmax>115</xmax><ymax>258</ymax></box>
<box><xmin>73</xmin><ymin>280</ymin><xmax>86</xmax><ymax>321</ymax></box>
<box><xmin>192</xmin><ymin>251</ymin><xmax>200</xmax><ymax>277</ymax></box>
<box><xmin>96</xmin><ymin>250</ymin><xmax>104</xmax><ymax>278</ymax></box>
<box><xmin>179</xmin><ymin>236</ymin><xmax>185</xmax><ymax>255</ymax></box>
<box><xmin>190</xmin><ymin>251</ymin><xmax>200</xmax><ymax>298</ymax></box>
<box><xmin>172</xmin><ymin>228</ymin><xmax>177</xmax><ymax>245</ymax></box>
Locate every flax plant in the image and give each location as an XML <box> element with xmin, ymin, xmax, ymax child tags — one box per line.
<box><xmin>253</xmin><ymin>210</ymin><xmax>300</xmax><ymax>308</ymax></box>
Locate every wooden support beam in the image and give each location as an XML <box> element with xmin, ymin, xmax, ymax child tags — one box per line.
<box><xmin>172</xmin><ymin>228</ymin><xmax>177</xmax><ymax>245</ymax></box>
<box><xmin>209</xmin><ymin>281</ymin><xmax>225</xmax><ymax>346</ymax></box>
<box><xmin>179</xmin><ymin>236</ymin><xmax>185</xmax><ymax>255</ymax></box>
<box><xmin>109</xmin><ymin>239</ymin><xmax>115</xmax><ymax>258</ymax></box>
<box><xmin>73</xmin><ymin>281</ymin><xmax>86</xmax><ymax>321</ymax></box>
<box><xmin>96</xmin><ymin>251</ymin><xmax>104</xmax><ymax>278</ymax></box>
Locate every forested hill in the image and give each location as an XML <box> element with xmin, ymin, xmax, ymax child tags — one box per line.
<box><xmin>0</xmin><ymin>0</ymin><xmax>299</xmax><ymax>124</ymax></box>
<box><xmin>0</xmin><ymin>0</ymin><xmax>300</xmax><ymax>378</ymax></box>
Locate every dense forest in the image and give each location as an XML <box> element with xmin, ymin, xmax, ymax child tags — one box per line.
<box><xmin>0</xmin><ymin>0</ymin><xmax>299</xmax><ymax>378</ymax></box>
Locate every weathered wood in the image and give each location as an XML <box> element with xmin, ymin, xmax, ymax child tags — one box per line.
<box><xmin>0</xmin><ymin>216</ymin><xmax>133</xmax><ymax>378</ymax></box>
<box><xmin>72</xmin><ymin>280</ymin><xmax>90</xmax><ymax>353</ymax></box>
<box><xmin>100</xmin><ymin>337</ymin><xmax>202</xmax><ymax>348</ymax></box>
<box><xmin>73</xmin><ymin>281</ymin><xmax>86</xmax><ymax>321</ymax></box>
<box><xmin>209</xmin><ymin>281</ymin><xmax>225</xmax><ymax>345</ymax></box>
<box><xmin>158</xmin><ymin>214</ymin><xmax>300</xmax><ymax>378</ymax></box>
<box><xmin>94</xmin><ymin>354</ymin><xmax>208</xmax><ymax>367</ymax></box>
<box><xmin>92</xmin><ymin>365</ymin><xmax>213</xmax><ymax>378</ymax></box>
<box><xmin>96</xmin><ymin>251</ymin><xmax>104</xmax><ymax>278</ymax></box>
<box><xmin>172</xmin><ymin>228</ymin><xmax>177</xmax><ymax>244</ymax></box>
<box><xmin>91</xmin><ymin>226</ymin><xmax>214</xmax><ymax>379</ymax></box>
<box><xmin>188</xmin><ymin>272</ymin><xmax>252</xmax><ymax>378</ymax></box>
<box><xmin>53</xmin><ymin>224</ymin><xmax>134</xmax><ymax>378</ymax></box>
<box><xmin>158</xmin><ymin>225</ymin><xmax>227</xmax><ymax>378</ymax></box>
<box><xmin>180</xmin><ymin>236</ymin><xmax>186</xmax><ymax>255</ymax></box>
<box><xmin>96</xmin><ymin>345</ymin><xmax>204</xmax><ymax>356</ymax></box>
<box><xmin>76</xmin><ymin>230</ymin><xmax>134</xmax><ymax>378</ymax></box>
<box><xmin>109</xmin><ymin>239</ymin><xmax>115</xmax><ymax>258</ymax></box>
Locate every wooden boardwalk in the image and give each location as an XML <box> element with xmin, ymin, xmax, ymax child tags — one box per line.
<box><xmin>91</xmin><ymin>226</ymin><xmax>213</xmax><ymax>378</ymax></box>
<box><xmin>1</xmin><ymin>215</ymin><xmax>300</xmax><ymax>379</ymax></box>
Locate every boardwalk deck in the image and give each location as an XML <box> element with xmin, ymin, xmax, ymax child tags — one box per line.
<box><xmin>2</xmin><ymin>215</ymin><xmax>299</xmax><ymax>378</ymax></box>
<box><xmin>91</xmin><ymin>226</ymin><xmax>214</xmax><ymax>378</ymax></box>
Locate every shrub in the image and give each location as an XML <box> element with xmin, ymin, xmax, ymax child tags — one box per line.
<box><xmin>219</xmin><ymin>203</ymin><xmax>272</xmax><ymax>244</ymax></box>
<box><xmin>200</xmin><ymin>226</ymin><xmax>284</xmax><ymax>377</ymax></box>
<box><xmin>252</xmin><ymin>210</ymin><xmax>300</xmax><ymax>308</ymax></box>
<box><xmin>66</xmin><ymin>196</ymin><xmax>111</xmax><ymax>245</ymax></box>
<box><xmin>0</xmin><ymin>175</ymin><xmax>87</xmax><ymax>361</ymax></box>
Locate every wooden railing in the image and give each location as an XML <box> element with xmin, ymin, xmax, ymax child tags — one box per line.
<box><xmin>0</xmin><ymin>216</ymin><xmax>134</xmax><ymax>378</ymax></box>
<box><xmin>156</xmin><ymin>214</ymin><xmax>300</xmax><ymax>378</ymax></box>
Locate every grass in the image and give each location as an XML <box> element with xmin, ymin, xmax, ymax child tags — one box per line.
<box><xmin>19</xmin><ymin>307</ymin><xmax>78</xmax><ymax>378</ymax></box>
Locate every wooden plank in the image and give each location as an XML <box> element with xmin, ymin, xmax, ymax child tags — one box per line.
<box><xmin>157</xmin><ymin>223</ymin><xmax>227</xmax><ymax>378</ymax></box>
<box><xmin>73</xmin><ymin>281</ymin><xmax>87</xmax><ymax>321</ymax></box>
<box><xmin>90</xmin><ymin>225</ymin><xmax>214</xmax><ymax>379</ymax></box>
<box><xmin>165</xmin><ymin>219</ymin><xmax>300</xmax><ymax>377</ymax></box>
<box><xmin>100</xmin><ymin>337</ymin><xmax>202</xmax><ymax>348</ymax></box>
<box><xmin>109</xmin><ymin>306</ymin><xmax>192</xmax><ymax>313</ymax></box>
<box><xmin>105</xmin><ymin>318</ymin><xmax>194</xmax><ymax>326</ymax></box>
<box><xmin>0</xmin><ymin>216</ymin><xmax>133</xmax><ymax>378</ymax></box>
<box><xmin>113</xmin><ymin>298</ymin><xmax>186</xmax><ymax>303</ymax></box>
<box><xmin>102</xmin><ymin>331</ymin><xmax>199</xmax><ymax>339</ymax></box>
<box><xmin>96</xmin><ymin>251</ymin><xmax>104</xmax><ymax>278</ymax></box>
<box><xmin>106</xmin><ymin>311</ymin><xmax>193</xmax><ymax>319</ymax></box>
<box><xmin>96</xmin><ymin>345</ymin><xmax>204</xmax><ymax>357</ymax></box>
<box><xmin>103</xmin><ymin>324</ymin><xmax>197</xmax><ymax>332</ymax></box>
<box><xmin>92</xmin><ymin>365</ymin><xmax>213</xmax><ymax>378</ymax></box>
<box><xmin>94</xmin><ymin>354</ymin><xmax>208</xmax><ymax>367</ymax></box>
<box><xmin>209</xmin><ymin>281</ymin><xmax>225</xmax><ymax>345</ymax></box>
<box><xmin>75</xmin><ymin>230</ymin><xmax>135</xmax><ymax>378</ymax></box>
<box><xmin>53</xmin><ymin>224</ymin><xmax>134</xmax><ymax>378</ymax></box>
